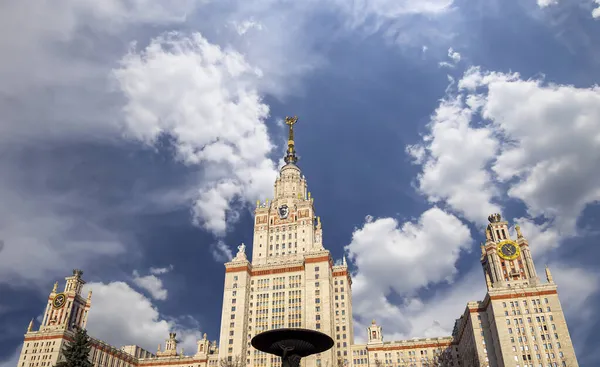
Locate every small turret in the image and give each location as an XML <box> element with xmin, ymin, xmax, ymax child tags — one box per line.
<box><xmin>367</xmin><ymin>319</ymin><xmax>383</xmax><ymax>344</ymax></box>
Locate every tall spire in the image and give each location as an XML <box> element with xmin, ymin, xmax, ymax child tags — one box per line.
<box><xmin>284</xmin><ymin>116</ymin><xmax>298</xmax><ymax>164</ymax></box>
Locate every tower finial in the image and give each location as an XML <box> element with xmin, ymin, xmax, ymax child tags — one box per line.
<box><xmin>284</xmin><ymin>116</ymin><xmax>299</xmax><ymax>164</ymax></box>
<box><xmin>28</xmin><ymin>319</ymin><xmax>34</xmax><ymax>332</ymax></box>
<box><xmin>545</xmin><ymin>265</ymin><xmax>554</xmax><ymax>283</ymax></box>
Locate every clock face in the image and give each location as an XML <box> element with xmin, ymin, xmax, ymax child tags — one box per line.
<box><xmin>497</xmin><ymin>240</ymin><xmax>520</xmax><ymax>260</ymax></box>
<box><xmin>278</xmin><ymin>205</ymin><xmax>289</xmax><ymax>219</ymax></box>
<box><xmin>52</xmin><ymin>293</ymin><xmax>66</xmax><ymax>309</ymax></box>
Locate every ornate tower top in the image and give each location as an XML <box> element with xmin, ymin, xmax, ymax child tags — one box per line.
<box><xmin>250</xmin><ymin>114</ymin><xmax>325</xmax><ymax>264</ymax></box>
<box><xmin>283</xmin><ymin>116</ymin><xmax>299</xmax><ymax>165</ymax></box>
<box><xmin>481</xmin><ymin>213</ymin><xmax>540</xmax><ymax>289</ymax></box>
<box><xmin>488</xmin><ymin>213</ymin><xmax>503</xmax><ymax>223</ymax></box>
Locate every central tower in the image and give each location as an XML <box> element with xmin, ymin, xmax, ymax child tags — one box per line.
<box><xmin>252</xmin><ymin>116</ymin><xmax>323</xmax><ymax>265</ymax></box>
<box><xmin>219</xmin><ymin>117</ymin><xmax>353</xmax><ymax>367</ymax></box>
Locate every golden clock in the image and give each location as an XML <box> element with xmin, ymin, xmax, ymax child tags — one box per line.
<box><xmin>497</xmin><ymin>240</ymin><xmax>520</xmax><ymax>261</ymax></box>
<box><xmin>52</xmin><ymin>293</ymin><xmax>67</xmax><ymax>309</ymax></box>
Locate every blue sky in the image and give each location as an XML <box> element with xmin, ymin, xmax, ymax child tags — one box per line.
<box><xmin>1</xmin><ymin>0</ymin><xmax>599</xmax><ymax>365</ymax></box>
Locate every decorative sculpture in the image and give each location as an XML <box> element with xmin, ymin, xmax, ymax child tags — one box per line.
<box><xmin>515</xmin><ymin>225</ymin><xmax>523</xmax><ymax>239</ymax></box>
<box><xmin>235</xmin><ymin>243</ymin><xmax>247</xmax><ymax>260</ymax></box>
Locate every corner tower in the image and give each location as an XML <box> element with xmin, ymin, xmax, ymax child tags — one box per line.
<box><xmin>469</xmin><ymin>214</ymin><xmax>580</xmax><ymax>367</ymax></box>
<box><xmin>481</xmin><ymin>214</ymin><xmax>539</xmax><ymax>289</ymax></box>
<box><xmin>40</xmin><ymin>269</ymin><xmax>92</xmax><ymax>331</ymax></box>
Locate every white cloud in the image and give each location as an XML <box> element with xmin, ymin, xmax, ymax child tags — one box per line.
<box><xmin>0</xmin><ymin>0</ymin><xmax>201</xmax><ymax>143</ymax></box>
<box><xmin>438</xmin><ymin>47</ymin><xmax>461</xmax><ymax>68</ymax></box>
<box><xmin>537</xmin><ymin>0</ymin><xmax>558</xmax><ymax>7</ymax></box>
<box><xmin>594</xmin><ymin>0</ymin><xmax>600</xmax><ymax>18</ymax></box>
<box><xmin>0</xmin><ymin>0</ymin><xmax>463</xmax><ymax>243</ymax></box>
<box><xmin>406</xmin><ymin>96</ymin><xmax>501</xmax><ymax>225</ymax></box>
<box><xmin>230</xmin><ymin>19</ymin><xmax>264</xmax><ymax>35</ymax></box>
<box><xmin>114</xmin><ymin>32</ymin><xmax>278</xmax><ymax>235</ymax></box>
<box><xmin>83</xmin><ymin>281</ymin><xmax>202</xmax><ymax>354</ymax></box>
<box><xmin>132</xmin><ymin>270</ymin><xmax>169</xmax><ymax>301</ymax></box>
<box><xmin>211</xmin><ymin>240</ymin><xmax>234</xmax><ymax>262</ymax></box>
<box><xmin>149</xmin><ymin>265</ymin><xmax>174</xmax><ymax>275</ymax></box>
<box><xmin>438</xmin><ymin>61</ymin><xmax>455</xmax><ymax>68</ymax></box>
<box><xmin>347</xmin><ymin>208</ymin><xmax>474</xmax><ymax>339</ymax></box>
<box><xmin>410</xmin><ymin>66</ymin><xmax>600</xmax><ymax>235</ymax></box>
<box><xmin>463</xmin><ymin>67</ymin><xmax>600</xmax><ymax>234</ymax></box>
<box><xmin>448</xmin><ymin>47</ymin><xmax>461</xmax><ymax>63</ymax></box>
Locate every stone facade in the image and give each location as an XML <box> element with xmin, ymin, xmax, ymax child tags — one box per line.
<box><xmin>16</xmin><ymin>119</ymin><xmax>579</xmax><ymax>367</ymax></box>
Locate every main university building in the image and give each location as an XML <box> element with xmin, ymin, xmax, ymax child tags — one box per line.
<box><xmin>18</xmin><ymin>118</ymin><xmax>580</xmax><ymax>367</ymax></box>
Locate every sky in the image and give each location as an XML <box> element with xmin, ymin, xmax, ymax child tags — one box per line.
<box><xmin>0</xmin><ymin>0</ymin><xmax>599</xmax><ymax>365</ymax></box>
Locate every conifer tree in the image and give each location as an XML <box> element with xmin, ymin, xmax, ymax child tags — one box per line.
<box><xmin>54</xmin><ymin>327</ymin><xmax>92</xmax><ymax>367</ymax></box>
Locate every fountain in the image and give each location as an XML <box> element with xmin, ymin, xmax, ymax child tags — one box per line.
<box><xmin>251</xmin><ymin>328</ymin><xmax>334</xmax><ymax>367</ymax></box>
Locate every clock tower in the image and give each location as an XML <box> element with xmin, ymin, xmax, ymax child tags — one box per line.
<box><xmin>481</xmin><ymin>214</ymin><xmax>539</xmax><ymax>289</ymax></box>
<box><xmin>40</xmin><ymin>269</ymin><xmax>93</xmax><ymax>331</ymax></box>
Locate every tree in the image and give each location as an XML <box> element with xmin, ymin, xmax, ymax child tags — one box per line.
<box><xmin>54</xmin><ymin>327</ymin><xmax>92</xmax><ymax>367</ymax></box>
<box><xmin>373</xmin><ymin>359</ymin><xmax>383</xmax><ymax>367</ymax></box>
<box><xmin>428</xmin><ymin>350</ymin><xmax>453</xmax><ymax>367</ymax></box>
<box><xmin>219</xmin><ymin>355</ymin><xmax>245</xmax><ymax>367</ymax></box>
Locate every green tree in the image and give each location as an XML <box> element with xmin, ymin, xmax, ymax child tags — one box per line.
<box><xmin>55</xmin><ymin>327</ymin><xmax>92</xmax><ymax>367</ymax></box>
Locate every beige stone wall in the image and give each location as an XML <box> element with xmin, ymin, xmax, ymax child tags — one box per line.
<box><xmin>363</xmin><ymin>337</ymin><xmax>455</xmax><ymax>367</ymax></box>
